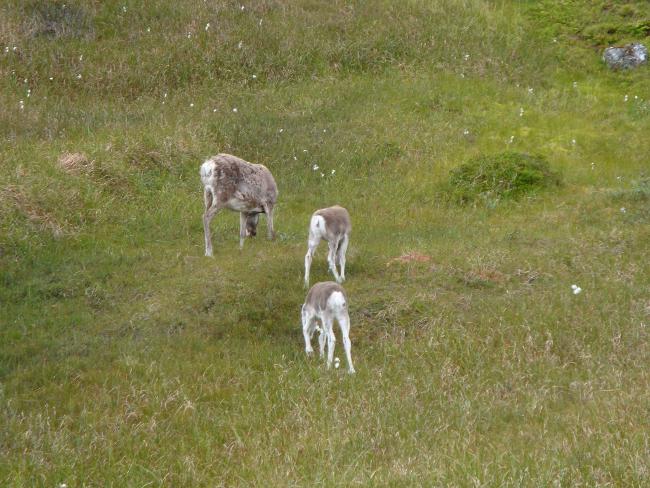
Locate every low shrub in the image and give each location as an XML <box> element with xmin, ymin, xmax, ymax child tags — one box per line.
<box><xmin>446</xmin><ymin>152</ymin><xmax>561</xmax><ymax>205</ymax></box>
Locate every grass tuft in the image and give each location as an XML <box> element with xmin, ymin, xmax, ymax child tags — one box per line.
<box><xmin>445</xmin><ymin>152</ymin><xmax>561</xmax><ymax>206</ymax></box>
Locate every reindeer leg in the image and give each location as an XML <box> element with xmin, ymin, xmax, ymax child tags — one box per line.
<box><xmin>263</xmin><ymin>203</ymin><xmax>275</xmax><ymax>240</ymax></box>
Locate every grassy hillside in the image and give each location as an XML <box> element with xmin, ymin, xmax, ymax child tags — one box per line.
<box><xmin>1</xmin><ymin>0</ymin><xmax>650</xmax><ymax>485</ymax></box>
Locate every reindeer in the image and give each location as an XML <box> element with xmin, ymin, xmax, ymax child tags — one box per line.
<box><xmin>200</xmin><ymin>154</ymin><xmax>277</xmax><ymax>256</ymax></box>
<box><xmin>302</xmin><ymin>281</ymin><xmax>355</xmax><ymax>374</ymax></box>
<box><xmin>304</xmin><ymin>205</ymin><xmax>351</xmax><ymax>288</ymax></box>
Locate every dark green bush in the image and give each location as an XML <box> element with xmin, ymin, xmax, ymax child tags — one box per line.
<box><xmin>446</xmin><ymin>152</ymin><xmax>561</xmax><ymax>205</ymax></box>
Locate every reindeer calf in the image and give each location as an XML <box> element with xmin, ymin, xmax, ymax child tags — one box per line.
<box><xmin>200</xmin><ymin>153</ymin><xmax>278</xmax><ymax>256</ymax></box>
<box><xmin>302</xmin><ymin>281</ymin><xmax>355</xmax><ymax>374</ymax></box>
<box><xmin>304</xmin><ymin>205</ymin><xmax>351</xmax><ymax>288</ymax></box>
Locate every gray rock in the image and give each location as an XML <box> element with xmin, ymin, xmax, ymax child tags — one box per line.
<box><xmin>603</xmin><ymin>43</ymin><xmax>648</xmax><ymax>70</ymax></box>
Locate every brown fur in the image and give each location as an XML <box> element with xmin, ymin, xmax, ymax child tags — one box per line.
<box><xmin>314</xmin><ymin>205</ymin><xmax>351</xmax><ymax>238</ymax></box>
<box><xmin>304</xmin><ymin>281</ymin><xmax>347</xmax><ymax>312</ymax></box>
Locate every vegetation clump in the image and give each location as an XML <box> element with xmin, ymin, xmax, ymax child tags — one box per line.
<box><xmin>446</xmin><ymin>152</ymin><xmax>561</xmax><ymax>205</ymax></box>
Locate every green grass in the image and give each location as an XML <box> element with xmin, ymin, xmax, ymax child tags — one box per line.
<box><xmin>1</xmin><ymin>0</ymin><xmax>650</xmax><ymax>486</ymax></box>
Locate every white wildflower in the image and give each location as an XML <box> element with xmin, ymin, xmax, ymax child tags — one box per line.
<box><xmin>49</xmin><ymin>77</ymin><xmax>53</xmax><ymax>81</ymax></box>
<box><xmin>240</xmin><ymin>5</ymin><xmax>245</xmax><ymax>10</ymax></box>
<box><xmin>320</xmin><ymin>172</ymin><xmax>325</xmax><ymax>177</ymax></box>
<box><xmin>163</xmin><ymin>92</ymin><xmax>167</xmax><ymax>98</ymax></box>
<box><xmin>213</xmin><ymin>108</ymin><xmax>217</xmax><ymax>112</ymax></box>
<box><xmin>552</xmin><ymin>38</ymin><xmax>557</xmax><ymax>43</ymax></box>
<box><xmin>259</xmin><ymin>18</ymin><xmax>263</xmax><ymax>26</ymax></box>
<box><xmin>508</xmin><ymin>135</ymin><xmax>515</xmax><ymax>144</ymax></box>
<box><xmin>187</xmin><ymin>33</ymin><xmax>192</xmax><ymax>39</ymax></box>
<box><xmin>331</xmin><ymin>169</ymin><xmax>336</xmax><ymax>175</ymax></box>
<box><xmin>527</xmin><ymin>87</ymin><xmax>534</xmax><ymax>94</ymax></box>
<box><xmin>624</xmin><ymin>94</ymin><xmax>628</xmax><ymax>102</ymax></box>
<box><xmin>620</xmin><ymin>207</ymin><xmax>626</xmax><ymax>213</ymax></box>
<box><xmin>205</xmin><ymin>23</ymin><xmax>210</xmax><ymax>31</ymax></box>
<box><xmin>252</xmin><ymin>74</ymin><xmax>257</xmax><ymax>79</ymax></box>
<box><xmin>571</xmin><ymin>139</ymin><xmax>576</xmax><ymax>145</ymax></box>
<box><xmin>232</xmin><ymin>107</ymin><xmax>238</xmax><ymax>112</ymax></box>
<box><xmin>279</xmin><ymin>128</ymin><xmax>283</xmax><ymax>133</ymax></box>
<box><xmin>334</xmin><ymin>357</ymin><xmax>340</xmax><ymax>369</ymax></box>
<box><xmin>13</xmin><ymin>46</ymin><xmax>17</xmax><ymax>51</ymax></box>
<box><xmin>460</xmin><ymin>73</ymin><xmax>465</xmax><ymax>78</ymax></box>
<box><xmin>76</xmin><ymin>74</ymin><xmax>82</xmax><ymax>79</ymax></box>
<box><xmin>79</xmin><ymin>54</ymin><xmax>83</xmax><ymax>61</ymax></box>
<box><xmin>303</xmin><ymin>149</ymin><xmax>307</xmax><ymax>152</ymax></box>
<box><xmin>122</xmin><ymin>5</ymin><xmax>127</xmax><ymax>12</ymax></box>
<box><xmin>591</xmin><ymin>162</ymin><xmax>595</xmax><ymax>170</ymax></box>
<box><xmin>519</xmin><ymin>107</ymin><xmax>524</xmax><ymax>117</ymax></box>
<box><xmin>190</xmin><ymin>103</ymin><xmax>194</xmax><ymax>107</ymax></box>
<box><xmin>463</xmin><ymin>129</ymin><xmax>469</xmax><ymax>136</ymax></box>
<box><xmin>312</xmin><ymin>164</ymin><xmax>319</xmax><ymax>171</ymax></box>
<box><xmin>147</xmin><ymin>27</ymin><xmax>151</xmax><ymax>32</ymax></box>
<box><xmin>238</xmin><ymin>41</ymin><xmax>243</xmax><ymax>49</ymax></box>
<box><xmin>463</xmin><ymin>53</ymin><xmax>470</xmax><ymax>61</ymax></box>
<box><xmin>293</xmin><ymin>156</ymin><xmax>297</xmax><ymax>160</ymax></box>
<box><xmin>634</xmin><ymin>95</ymin><xmax>638</xmax><ymax>100</ymax></box>
<box><xmin>572</xmin><ymin>81</ymin><xmax>577</xmax><ymax>88</ymax></box>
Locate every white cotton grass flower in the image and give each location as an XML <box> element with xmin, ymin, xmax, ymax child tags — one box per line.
<box><xmin>527</xmin><ymin>87</ymin><xmax>534</xmax><ymax>94</ymax></box>
<box><xmin>463</xmin><ymin>53</ymin><xmax>470</xmax><ymax>61</ymax></box>
<box><xmin>508</xmin><ymin>135</ymin><xmax>515</xmax><ymax>144</ymax></box>
<box><xmin>252</xmin><ymin>74</ymin><xmax>257</xmax><ymax>79</ymax></box>
<box><xmin>279</xmin><ymin>128</ymin><xmax>283</xmax><ymax>133</ymax></box>
<box><xmin>59</xmin><ymin>484</ymin><xmax>67</xmax><ymax>488</ymax></box>
<box><xmin>240</xmin><ymin>5</ymin><xmax>245</xmax><ymax>10</ymax></box>
<box><xmin>213</xmin><ymin>108</ymin><xmax>217</xmax><ymax>112</ymax></box>
<box><xmin>187</xmin><ymin>33</ymin><xmax>192</xmax><ymax>39</ymax></box>
<box><xmin>19</xmin><ymin>100</ymin><xmax>24</xmax><ymax>110</ymax></box>
<box><xmin>312</xmin><ymin>164</ymin><xmax>319</xmax><ymax>171</ymax></box>
<box><xmin>624</xmin><ymin>94</ymin><xmax>628</xmax><ymax>102</ymax></box>
<box><xmin>122</xmin><ymin>5</ymin><xmax>127</xmax><ymax>13</ymax></box>
<box><xmin>232</xmin><ymin>107</ymin><xmax>238</xmax><ymax>112</ymax></box>
<box><xmin>620</xmin><ymin>207</ymin><xmax>626</xmax><ymax>213</ymax></box>
<box><xmin>571</xmin><ymin>284</ymin><xmax>582</xmax><ymax>295</ymax></box>
<box><xmin>331</xmin><ymin>169</ymin><xmax>336</xmax><ymax>175</ymax></box>
<box><xmin>49</xmin><ymin>76</ymin><xmax>53</xmax><ymax>81</ymax></box>
<box><xmin>237</xmin><ymin>41</ymin><xmax>243</xmax><ymax>49</ymax></box>
<box><xmin>519</xmin><ymin>107</ymin><xmax>524</xmax><ymax>117</ymax></box>
<box><xmin>334</xmin><ymin>357</ymin><xmax>340</xmax><ymax>369</ymax></box>
<box><xmin>147</xmin><ymin>27</ymin><xmax>151</xmax><ymax>33</ymax></box>
<box><xmin>463</xmin><ymin>128</ymin><xmax>470</xmax><ymax>136</ymax></box>
<box><xmin>189</xmin><ymin>103</ymin><xmax>194</xmax><ymax>107</ymax></box>
<box><xmin>571</xmin><ymin>139</ymin><xmax>576</xmax><ymax>145</ymax></box>
<box><xmin>76</xmin><ymin>73</ymin><xmax>82</xmax><ymax>79</ymax></box>
<box><xmin>573</xmin><ymin>81</ymin><xmax>578</xmax><ymax>88</ymax></box>
<box><xmin>293</xmin><ymin>156</ymin><xmax>297</xmax><ymax>161</ymax></box>
<box><xmin>205</xmin><ymin>23</ymin><xmax>210</xmax><ymax>31</ymax></box>
<box><xmin>320</xmin><ymin>172</ymin><xmax>325</xmax><ymax>178</ymax></box>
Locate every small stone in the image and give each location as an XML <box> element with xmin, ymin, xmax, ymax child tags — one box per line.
<box><xmin>603</xmin><ymin>43</ymin><xmax>648</xmax><ymax>70</ymax></box>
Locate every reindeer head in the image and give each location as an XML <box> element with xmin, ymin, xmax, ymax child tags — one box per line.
<box><xmin>245</xmin><ymin>213</ymin><xmax>259</xmax><ymax>237</ymax></box>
